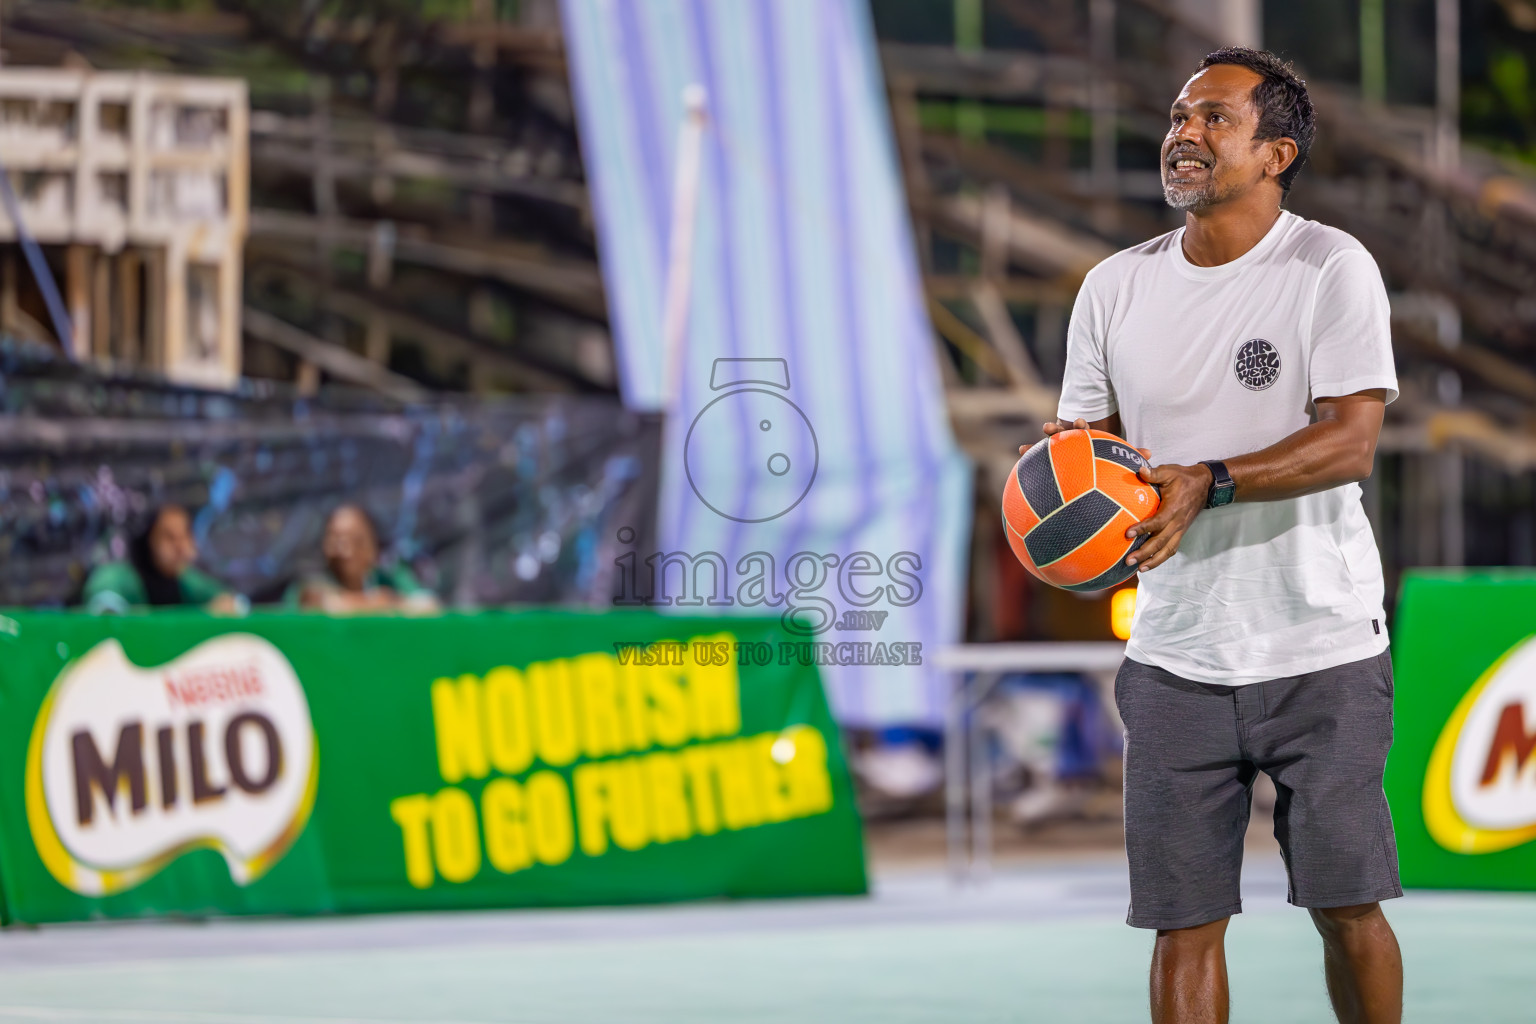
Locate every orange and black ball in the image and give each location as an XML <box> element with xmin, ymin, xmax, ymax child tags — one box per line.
<box><xmin>1002</xmin><ymin>429</ymin><xmax>1161</xmax><ymax>591</ymax></box>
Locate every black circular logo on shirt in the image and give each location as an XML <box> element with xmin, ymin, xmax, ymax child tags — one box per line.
<box><xmin>1234</xmin><ymin>338</ymin><xmax>1281</xmax><ymax>391</ymax></box>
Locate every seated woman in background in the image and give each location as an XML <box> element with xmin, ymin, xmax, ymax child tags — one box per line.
<box><xmin>289</xmin><ymin>504</ymin><xmax>440</xmax><ymax>614</ymax></box>
<box><xmin>83</xmin><ymin>504</ymin><xmax>244</xmax><ymax>614</ymax></box>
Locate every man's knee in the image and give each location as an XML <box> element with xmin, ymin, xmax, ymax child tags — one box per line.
<box><xmin>1309</xmin><ymin>902</ymin><xmax>1382</xmax><ymax>939</ymax></box>
<box><xmin>1155</xmin><ymin>915</ymin><xmax>1231</xmax><ymax>950</ymax></box>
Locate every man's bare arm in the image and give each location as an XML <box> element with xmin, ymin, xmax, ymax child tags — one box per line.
<box><xmin>1127</xmin><ymin>389</ymin><xmax>1387</xmax><ymax>572</ymax></box>
<box><xmin>1220</xmin><ymin>391</ymin><xmax>1386</xmax><ymax>501</ymax></box>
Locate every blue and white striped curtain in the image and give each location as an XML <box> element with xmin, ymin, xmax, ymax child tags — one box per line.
<box><xmin>561</xmin><ymin>0</ymin><xmax>972</xmax><ymax>725</ymax></box>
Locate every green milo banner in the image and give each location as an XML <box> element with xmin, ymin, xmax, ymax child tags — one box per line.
<box><xmin>1388</xmin><ymin>570</ymin><xmax>1536</xmax><ymax>889</ymax></box>
<box><xmin>0</xmin><ymin>611</ymin><xmax>866</xmax><ymax>925</ymax></box>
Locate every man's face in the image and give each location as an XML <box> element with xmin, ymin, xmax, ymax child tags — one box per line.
<box><xmin>148</xmin><ymin>507</ymin><xmax>197</xmax><ymax>579</ymax></box>
<box><xmin>1162</xmin><ymin>64</ymin><xmax>1274</xmax><ymax>212</ymax></box>
<box><xmin>323</xmin><ymin>507</ymin><xmax>379</xmax><ymax>591</ymax></box>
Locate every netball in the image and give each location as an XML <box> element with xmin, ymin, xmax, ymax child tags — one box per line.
<box><xmin>1002</xmin><ymin>428</ymin><xmax>1161</xmax><ymax>592</ymax></box>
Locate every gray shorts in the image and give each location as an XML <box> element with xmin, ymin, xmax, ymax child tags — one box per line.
<box><xmin>1115</xmin><ymin>651</ymin><xmax>1402</xmax><ymax>931</ymax></box>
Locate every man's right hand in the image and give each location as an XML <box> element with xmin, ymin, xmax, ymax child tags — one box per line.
<box><xmin>1044</xmin><ymin>417</ymin><xmax>1090</xmax><ymax>437</ymax></box>
<box><xmin>1021</xmin><ymin>418</ymin><xmax>1089</xmax><ymax>454</ymax></box>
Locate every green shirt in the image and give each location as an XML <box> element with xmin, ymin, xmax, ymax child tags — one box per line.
<box><xmin>82</xmin><ymin>561</ymin><xmax>230</xmax><ymax>614</ymax></box>
<box><xmin>282</xmin><ymin>564</ymin><xmax>430</xmax><ymax>608</ymax></box>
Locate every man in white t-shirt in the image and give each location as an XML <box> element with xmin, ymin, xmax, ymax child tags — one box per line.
<box><xmin>1046</xmin><ymin>48</ymin><xmax>1403</xmax><ymax>1023</ymax></box>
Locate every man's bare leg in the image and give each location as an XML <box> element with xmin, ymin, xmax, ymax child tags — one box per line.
<box><xmin>1151</xmin><ymin>916</ymin><xmax>1230</xmax><ymax>1024</ymax></box>
<box><xmin>1309</xmin><ymin>902</ymin><xmax>1402</xmax><ymax>1024</ymax></box>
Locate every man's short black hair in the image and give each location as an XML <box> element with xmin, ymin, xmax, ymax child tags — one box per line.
<box><xmin>1197</xmin><ymin>47</ymin><xmax>1315</xmax><ymax>196</ymax></box>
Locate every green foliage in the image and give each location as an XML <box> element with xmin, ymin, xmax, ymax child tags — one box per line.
<box><xmin>918</xmin><ymin>102</ymin><xmax>1091</xmax><ymax>139</ymax></box>
<box><xmin>1490</xmin><ymin>50</ymin><xmax>1533</xmax><ymax>123</ymax></box>
<box><xmin>1465</xmin><ymin>47</ymin><xmax>1536</xmax><ymax>167</ymax></box>
<box><xmin>83</xmin><ymin>0</ymin><xmax>222</xmax><ymax>11</ymax></box>
<box><xmin>418</xmin><ymin>0</ymin><xmax>475</xmax><ymax>19</ymax></box>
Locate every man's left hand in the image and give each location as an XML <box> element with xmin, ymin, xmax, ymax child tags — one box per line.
<box><xmin>1126</xmin><ymin>462</ymin><xmax>1215</xmax><ymax>572</ymax></box>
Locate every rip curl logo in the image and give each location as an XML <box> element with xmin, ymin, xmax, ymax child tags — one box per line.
<box><xmin>1423</xmin><ymin>635</ymin><xmax>1536</xmax><ymax>854</ymax></box>
<box><xmin>1234</xmin><ymin>338</ymin><xmax>1281</xmax><ymax>391</ymax></box>
<box><xmin>24</xmin><ymin>635</ymin><xmax>318</xmax><ymax>896</ymax></box>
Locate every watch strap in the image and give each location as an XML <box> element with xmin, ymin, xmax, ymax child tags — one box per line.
<box><xmin>1200</xmin><ymin>460</ymin><xmax>1235</xmax><ymax>508</ymax></box>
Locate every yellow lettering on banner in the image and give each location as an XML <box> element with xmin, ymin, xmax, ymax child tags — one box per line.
<box><xmin>431</xmin><ymin>787</ymin><xmax>482</xmax><ymax>883</ymax></box>
<box><xmin>559</xmin><ymin>727</ymin><xmax>832</xmax><ymax>863</ymax></box>
<box><xmin>751</xmin><ymin>733</ymin><xmax>793</xmax><ymax>824</ymax></box>
<box><xmin>526</xmin><ymin>770</ymin><xmax>575</xmax><ymax>866</ymax></box>
<box><xmin>681</xmin><ymin>745</ymin><xmax>722</xmax><ymax>836</ymax></box>
<box><xmin>484</xmin><ymin>667</ymin><xmax>534</xmax><ymax>775</ymax></box>
<box><xmin>575</xmin><ymin>653</ymin><xmax>625</xmax><ymax>758</ymax></box>
<box><xmin>716</xmin><ymin>740</ymin><xmax>765</xmax><ymax>831</ymax></box>
<box><xmin>481</xmin><ymin>778</ymin><xmax>532</xmax><ymax>875</ymax></box>
<box><xmin>431</xmin><ymin>675</ymin><xmax>487</xmax><ymax>783</ymax></box>
<box><xmin>418</xmin><ymin>644</ymin><xmax>831</xmax><ymax>871</ymax></box>
<box><xmin>606</xmin><ymin>758</ymin><xmax>650</xmax><ymax>851</ymax></box>
<box><xmin>643</xmin><ymin>751</ymin><xmax>693</xmax><ymax>844</ymax></box>
<box><xmin>574</xmin><ymin>762</ymin><xmax>611</xmax><ymax>857</ymax></box>
<box><xmin>687</xmin><ymin>634</ymin><xmax>741</xmax><ymax>739</ymax></box>
<box><xmin>617</xmin><ymin>661</ymin><xmax>652</xmax><ymax>751</ymax></box>
<box><xmin>529</xmin><ymin>659</ymin><xmax>579</xmax><ymax>766</ymax></box>
<box><xmin>648</xmin><ymin>666</ymin><xmax>690</xmax><ymax>747</ymax></box>
<box><xmin>783</xmin><ymin>726</ymin><xmax>833</xmax><ymax>816</ymax></box>
<box><xmin>389</xmin><ymin>794</ymin><xmax>434</xmax><ymax>889</ymax></box>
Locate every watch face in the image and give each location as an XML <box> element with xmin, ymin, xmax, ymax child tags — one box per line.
<box><xmin>684</xmin><ymin>388</ymin><xmax>818</xmax><ymax>523</ymax></box>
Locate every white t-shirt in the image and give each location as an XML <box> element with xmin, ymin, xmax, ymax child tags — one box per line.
<box><xmin>1058</xmin><ymin>210</ymin><xmax>1398</xmax><ymax>686</ymax></box>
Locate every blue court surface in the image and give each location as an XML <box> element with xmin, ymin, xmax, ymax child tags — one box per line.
<box><xmin>0</xmin><ymin>854</ymin><xmax>1530</xmax><ymax>1023</ymax></box>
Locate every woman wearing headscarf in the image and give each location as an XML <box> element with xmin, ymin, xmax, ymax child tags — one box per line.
<box><xmin>82</xmin><ymin>504</ymin><xmax>243</xmax><ymax>614</ymax></box>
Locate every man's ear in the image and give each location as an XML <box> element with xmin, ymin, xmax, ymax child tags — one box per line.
<box><xmin>1267</xmin><ymin>137</ymin><xmax>1299</xmax><ymax>182</ymax></box>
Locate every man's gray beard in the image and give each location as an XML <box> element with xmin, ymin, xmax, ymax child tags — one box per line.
<box><xmin>1163</xmin><ymin>178</ymin><xmax>1219</xmax><ymax>211</ymax></box>
<box><xmin>1163</xmin><ymin>172</ymin><xmax>1245</xmax><ymax>212</ymax></box>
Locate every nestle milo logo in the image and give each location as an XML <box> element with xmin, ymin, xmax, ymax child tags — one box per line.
<box><xmin>25</xmin><ymin>635</ymin><xmax>318</xmax><ymax>896</ymax></box>
<box><xmin>1424</xmin><ymin>635</ymin><xmax>1536</xmax><ymax>854</ymax></box>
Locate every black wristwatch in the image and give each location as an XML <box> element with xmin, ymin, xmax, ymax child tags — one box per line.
<box><xmin>1200</xmin><ymin>460</ymin><xmax>1235</xmax><ymax>508</ymax></box>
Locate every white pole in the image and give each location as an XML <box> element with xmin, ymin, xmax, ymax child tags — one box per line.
<box><xmin>1435</xmin><ymin>0</ymin><xmax>1459</xmax><ymax>174</ymax></box>
<box><xmin>660</xmin><ymin>83</ymin><xmax>708</xmax><ymax>413</ymax></box>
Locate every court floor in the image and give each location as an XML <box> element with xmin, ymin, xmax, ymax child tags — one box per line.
<box><xmin>1</xmin><ymin>855</ymin><xmax>1531</xmax><ymax>1023</ymax></box>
